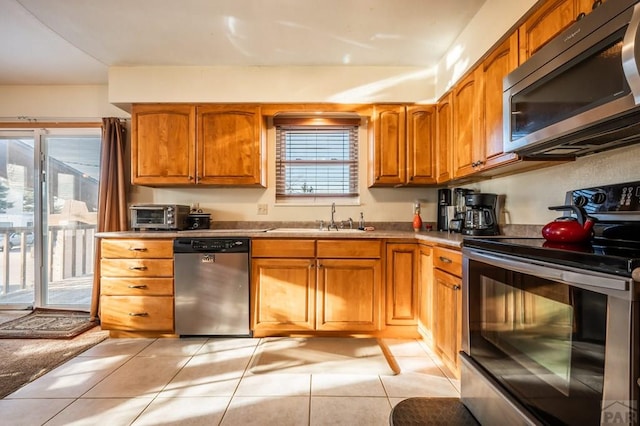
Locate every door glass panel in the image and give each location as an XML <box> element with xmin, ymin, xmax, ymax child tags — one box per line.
<box><xmin>0</xmin><ymin>136</ymin><xmax>36</xmax><ymax>307</ymax></box>
<box><xmin>44</xmin><ymin>134</ymin><xmax>101</xmax><ymax>308</ymax></box>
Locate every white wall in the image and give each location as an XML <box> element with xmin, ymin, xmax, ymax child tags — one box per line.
<box><xmin>0</xmin><ymin>85</ymin><xmax>124</xmax><ymax>119</ymax></box>
<box><xmin>434</xmin><ymin>0</ymin><xmax>537</xmax><ymax>98</ymax></box>
<box><xmin>109</xmin><ymin>66</ymin><xmax>436</xmax><ymax>105</ymax></box>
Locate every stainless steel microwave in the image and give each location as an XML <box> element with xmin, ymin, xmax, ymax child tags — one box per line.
<box><xmin>503</xmin><ymin>0</ymin><xmax>640</xmax><ymax>158</ymax></box>
<box><xmin>130</xmin><ymin>204</ymin><xmax>190</xmax><ymax>231</ymax></box>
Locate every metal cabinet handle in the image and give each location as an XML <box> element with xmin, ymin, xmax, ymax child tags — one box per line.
<box><xmin>439</xmin><ymin>256</ymin><xmax>452</xmax><ymax>263</ymax></box>
<box><xmin>128</xmin><ymin>247</ymin><xmax>148</xmax><ymax>252</ymax></box>
<box><xmin>453</xmin><ymin>285</ymin><xmax>461</xmax><ymax>290</ymax></box>
<box><xmin>127</xmin><ymin>285</ymin><xmax>148</xmax><ymax>289</ymax></box>
<box><xmin>128</xmin><ymin>312</ymin><xmax>149</xmax><ymax>317</ymax></box>
<box><xmin>128</xmin><ymin>266</ymin><xmax>148</xmax><ymax>271</ymax></box>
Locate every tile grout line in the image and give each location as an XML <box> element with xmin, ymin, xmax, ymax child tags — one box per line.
<box><xmin>217</xmin><ymin>337</ymin><xmax>263</xmax><ymax>426</ymax></box>
<box><xmin>128</xmin><ymin>337</ymin><xmax>210</xmax><ymax>425</ymax></box>
<box><xmin>42</xmin><ymin>337</ymin><xmax>158</xmax><ymax>425</ymax></box>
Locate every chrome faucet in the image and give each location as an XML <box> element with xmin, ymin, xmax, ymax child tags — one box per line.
<box><xmin>328</xmin><ymin>202</ymin><xmax>338</xmax><ymax>230</ymax></box>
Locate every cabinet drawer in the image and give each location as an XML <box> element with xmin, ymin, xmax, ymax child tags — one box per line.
<box><xmin>433</xmin><ymin>247</ymin><xmax>462</xmax><ymax>277</ymax></box>
<box><xmin>317</xmin><ymin>240</ymin><xmax>382</xmax><ymax>258</ymax></box>
<box><xmin>100</xmin><ymin>296</ymin><xmax>174</xmax><ymax>331</ymax></box>
<box><xmin>101</xmin><ymin>239</ymin><xmax>173</xmax><ymax>259</ymax></box>
<box><xmin>100</xmin><ymin>259</ymin><xmax>173</xmax><ymax>277</ymax></box>
<box><xmin>252</xmin><ymin>239</ymin><xmax>316</xmax><ymax>258</ymax></box>
<box><xmin>101</xmin><ymin>277</ymin><xmax>174</xmax><ymax>296</ymax></box>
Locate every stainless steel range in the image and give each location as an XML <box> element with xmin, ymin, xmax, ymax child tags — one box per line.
<box><xmin>461</xmin><ymin>181</ymin><xmax>640</xmax><ymax>426</ymax></box>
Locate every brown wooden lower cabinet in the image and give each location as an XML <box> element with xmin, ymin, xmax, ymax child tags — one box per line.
<box><xmin>316</xmin><ymin>258</ymin><xmax>381</xmax><ymax>331</ymax></box>
<box><xmin>385</xmin><ymin>242</ymin><xmax>419</xmax><ymax>326</ymax></box>
<box><xmin>251</xmin><ymin>257</ymin><xmax>316</xmax><ymax>331</ymax></box>
<box><xmin>432</xmin><ymin>246</ymin><xmax>463</xmax><ymax>378</ymax></box>
<box><xmin>99</xmin><ymin>238</ymin><xmax>175</xmax><ymax>336</ymax></box>
<box><xmin>417</xmin><ymin>244</ymin><xmax>433</xmax><ymax>341</ymax></box>
<box><xmin>251</xmin><ymin>238</ymin><xmax>383</xmax><ymax>334</ymax></box>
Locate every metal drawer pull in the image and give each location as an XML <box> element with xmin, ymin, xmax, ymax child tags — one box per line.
<box><xmin>128</xmin><ymin>312</ymin><xmax>149</xmax><ymax>317</ymax></box>
<box><xmin>128</xmin><ymin>247</ymin><xmax>148</xmax><ymax>252</ymax></box>
<box><xmin>439</xmin><ymin>256</ymin><xmax>453</xmax><ymax>263</ymax></box>
<box><xmin>453</xmin><ymin>285</ymin><xmax>461</xmax><ymax>290</ymax></box>
<box><xmin>128</xmin><ymin>266</ymin><xmax>148</xmax><ymax>271</ymax></box>
<box><xmin>127</xmin><ymin>285</ymin><xmax>148</xmax><ymax>289</ymax></box>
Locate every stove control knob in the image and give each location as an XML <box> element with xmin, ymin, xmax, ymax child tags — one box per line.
<box><xmin>591</xmin><ymin>192</ymin><xmax>607</xmax><ymax>205</ymax></box>
<box><xmin>573</xmin><ymin>195</ymin><xmax>588</xmax><ymax>207</ymax></box>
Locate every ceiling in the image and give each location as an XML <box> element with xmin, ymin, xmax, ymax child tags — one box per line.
<box><xmin>0</xmin><ymin>0</ymin><xmax>486</xmax><ymax>85</ymax></box>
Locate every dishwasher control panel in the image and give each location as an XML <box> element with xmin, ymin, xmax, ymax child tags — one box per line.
<box><xmin>174</xmin><ymin>238</ymin><xmax>250</xmax><ymax>253</ymax></box>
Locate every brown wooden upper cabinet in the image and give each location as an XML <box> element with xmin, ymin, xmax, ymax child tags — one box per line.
<box><xmin>518</xmin><ymin>0</ymin><xmax>601</xmax><ymax>64</ymax></box>
<box><xmin>452</xmin><ymin>68</ymin><xmax>483</xmax><ymax>179</ymax></box>
<box><xmin>369</xmin><ymin>104</ymin><xmax>437</xmax><ymax>187</ymax></box>
<box><xmin>480</xmin><ymin>32</ymin><xmax>520</xmax><ymax>171</ymax></box>
<box><xmin>435</xmin><ymin>93</ymin><xmax>453</xmax><ymax>183</ymax></box>
<box><xmin>132</xmin><ymin>104</ymin><xmax>266</xmax><ymax>187</ymax></box>
<box><xmin>451</xmin><ymin>33</ymin><xmax>520</xmax><ymax>180</ymax></box>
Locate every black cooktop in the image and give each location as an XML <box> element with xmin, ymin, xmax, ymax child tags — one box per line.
<box><xmin>464</xmin><ymin>237</ymin><xmax>640</xmax><ymax>277</ymax></box>
<box><xmin>463</xmin><ymin>181</ymin><xmax>640</xmax><ymax>277</ymax></box>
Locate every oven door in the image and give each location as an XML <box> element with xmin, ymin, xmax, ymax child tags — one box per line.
<box><xmin>462</xmin><ymin>247</ymin><xmax>638</xmax><ymax>426</ymax></box>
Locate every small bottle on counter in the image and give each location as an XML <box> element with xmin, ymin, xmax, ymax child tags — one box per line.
<box><xmin>413</xmin><ymin>201</ymin><xmax>423</xmax><ymax>232</ymax></box>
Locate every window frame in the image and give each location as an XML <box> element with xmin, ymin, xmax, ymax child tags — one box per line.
<box><xmin>274</xmin><ymin>116</ymin><xmax>361</xmax><ymax>204</ymax></box>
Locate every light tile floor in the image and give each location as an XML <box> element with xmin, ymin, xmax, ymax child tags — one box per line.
<box><xmin>1</xmin><ymin>336</ymin><xmax>460</xmax><ymax>426</ymax></box>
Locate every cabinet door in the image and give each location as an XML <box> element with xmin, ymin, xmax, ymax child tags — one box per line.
<box><xmin>316</xmin><ymin>259</ymin><xmax>381</xmax><ymax>331</ymax></box>
<box><xmin>131</xmin><ymin>104</ymin><xmax>196</xmax><ymax>185</ymax></box>
<box><xmin>481</xmin><ymin>32</ymin><xmax>520</xmax><ymax>170</ymax></box>
<box><xmin>406</xmin><ymin>106</ymin><xmax>437</xmax><ymax>185</ymax></box>
<box><xmin>369</xmin><ymin>105</ymin><xmax>406</xmax><ymax>187</ymax></box>
<box><xmin>197</xmin><ymin>105</ymin><xmax>266</xmax><ymax>186</ymax></box>
<box><xmin>418</xmin><ymin>245</ymin><xmax>433</xmax><ymax>340</ymax></box>
<box><xmin>452</xmin><ymin>68</ymin><xmax>483</xmax><ymax>179</ymax></box>
<box><xmin>251</xmin><ymin>258</ymin><xmax>316</xmax><ymax>331</ymax></box>
<box><xmin>435</xmin><ymin>92</ymin><xmax>453</xmax><ymax>183</ymax></box>
<box><xmin>518</xmin><ymin>0</ymin><xmax>580</xmax><ymax>64</ymax></box>
<box><xmin>386</xmin><ymin>243</ymin><xmax>418</xmax><ymax>325</ymax></box>
<box><xmin>433</xmin><ymin>268</ymin><xmax>462</xmax><ymax>378</ymax></box>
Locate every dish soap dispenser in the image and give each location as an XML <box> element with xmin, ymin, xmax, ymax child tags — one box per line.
<box><xmin>413</xmin><ymin>201</ymin><xmax>423</xmax><ymax>232</ymax></box>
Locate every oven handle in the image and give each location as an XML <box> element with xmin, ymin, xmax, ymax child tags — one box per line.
<box><xmin>464</xmin><ymin>248</ymin><xmax>630</xmax><ymax>292</ymax></box>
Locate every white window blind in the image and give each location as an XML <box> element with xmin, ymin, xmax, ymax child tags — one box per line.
<box><xmin>275</xmin><ymin>117</ymin><xmax>359</xmax><ymax>200</ymax></box>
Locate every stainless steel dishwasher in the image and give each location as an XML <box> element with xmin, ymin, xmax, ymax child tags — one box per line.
<box><xmin>173</xmin><ymin>238</ymin><xmax>251</xmax><ymax>336</ymax></box>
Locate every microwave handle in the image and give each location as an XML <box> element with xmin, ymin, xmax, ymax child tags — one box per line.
<box><xmin>622</xmin><ymin>2</ymin><xmax>640</xmax><ymax>103</ymax></box>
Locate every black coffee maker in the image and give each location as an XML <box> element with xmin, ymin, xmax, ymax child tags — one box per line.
<box><xmin>462</xmin><ymin>193</ymin><xmax>499</xmax><ymax>236</ymax></box>
<box><xmin>437</xmin><ymin>189</ymin><xmax>452</xmax><ymax>231</ymax></box>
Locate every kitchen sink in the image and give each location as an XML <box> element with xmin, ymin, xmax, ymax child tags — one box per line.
<box><xmin>266</xmin><ymin>228</ymin><xmax>365</xmax><ymax>233</ymax></box>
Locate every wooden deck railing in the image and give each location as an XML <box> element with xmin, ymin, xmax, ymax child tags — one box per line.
<box><xmin>0</xmin><ymin>225</ymin><xmax>96</xmax><ymax>295</ymax></box>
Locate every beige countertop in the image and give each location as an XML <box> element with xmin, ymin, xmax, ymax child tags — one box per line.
<box><xmin>96</xmin><ymin>228</ymin><xmax>466</xmax><ymax>249</ymax></box>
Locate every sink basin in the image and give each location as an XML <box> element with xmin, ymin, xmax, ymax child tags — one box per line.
<box><xmin>266</xmin><ymin>228</ymin><xmax>364</xmax><ymax>233</ymax></box>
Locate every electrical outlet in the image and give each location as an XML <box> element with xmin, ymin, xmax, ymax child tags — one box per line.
<box><xmin>257</xmin><ymin>204</ymin><xmax>268</xmax><ymax>215</ymax></box>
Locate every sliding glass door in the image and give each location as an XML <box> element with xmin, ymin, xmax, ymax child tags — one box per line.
<box><xmin>0</xmin><ymin>129</ymin><xmax>101</xmax><ymax>310</ymax></box>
